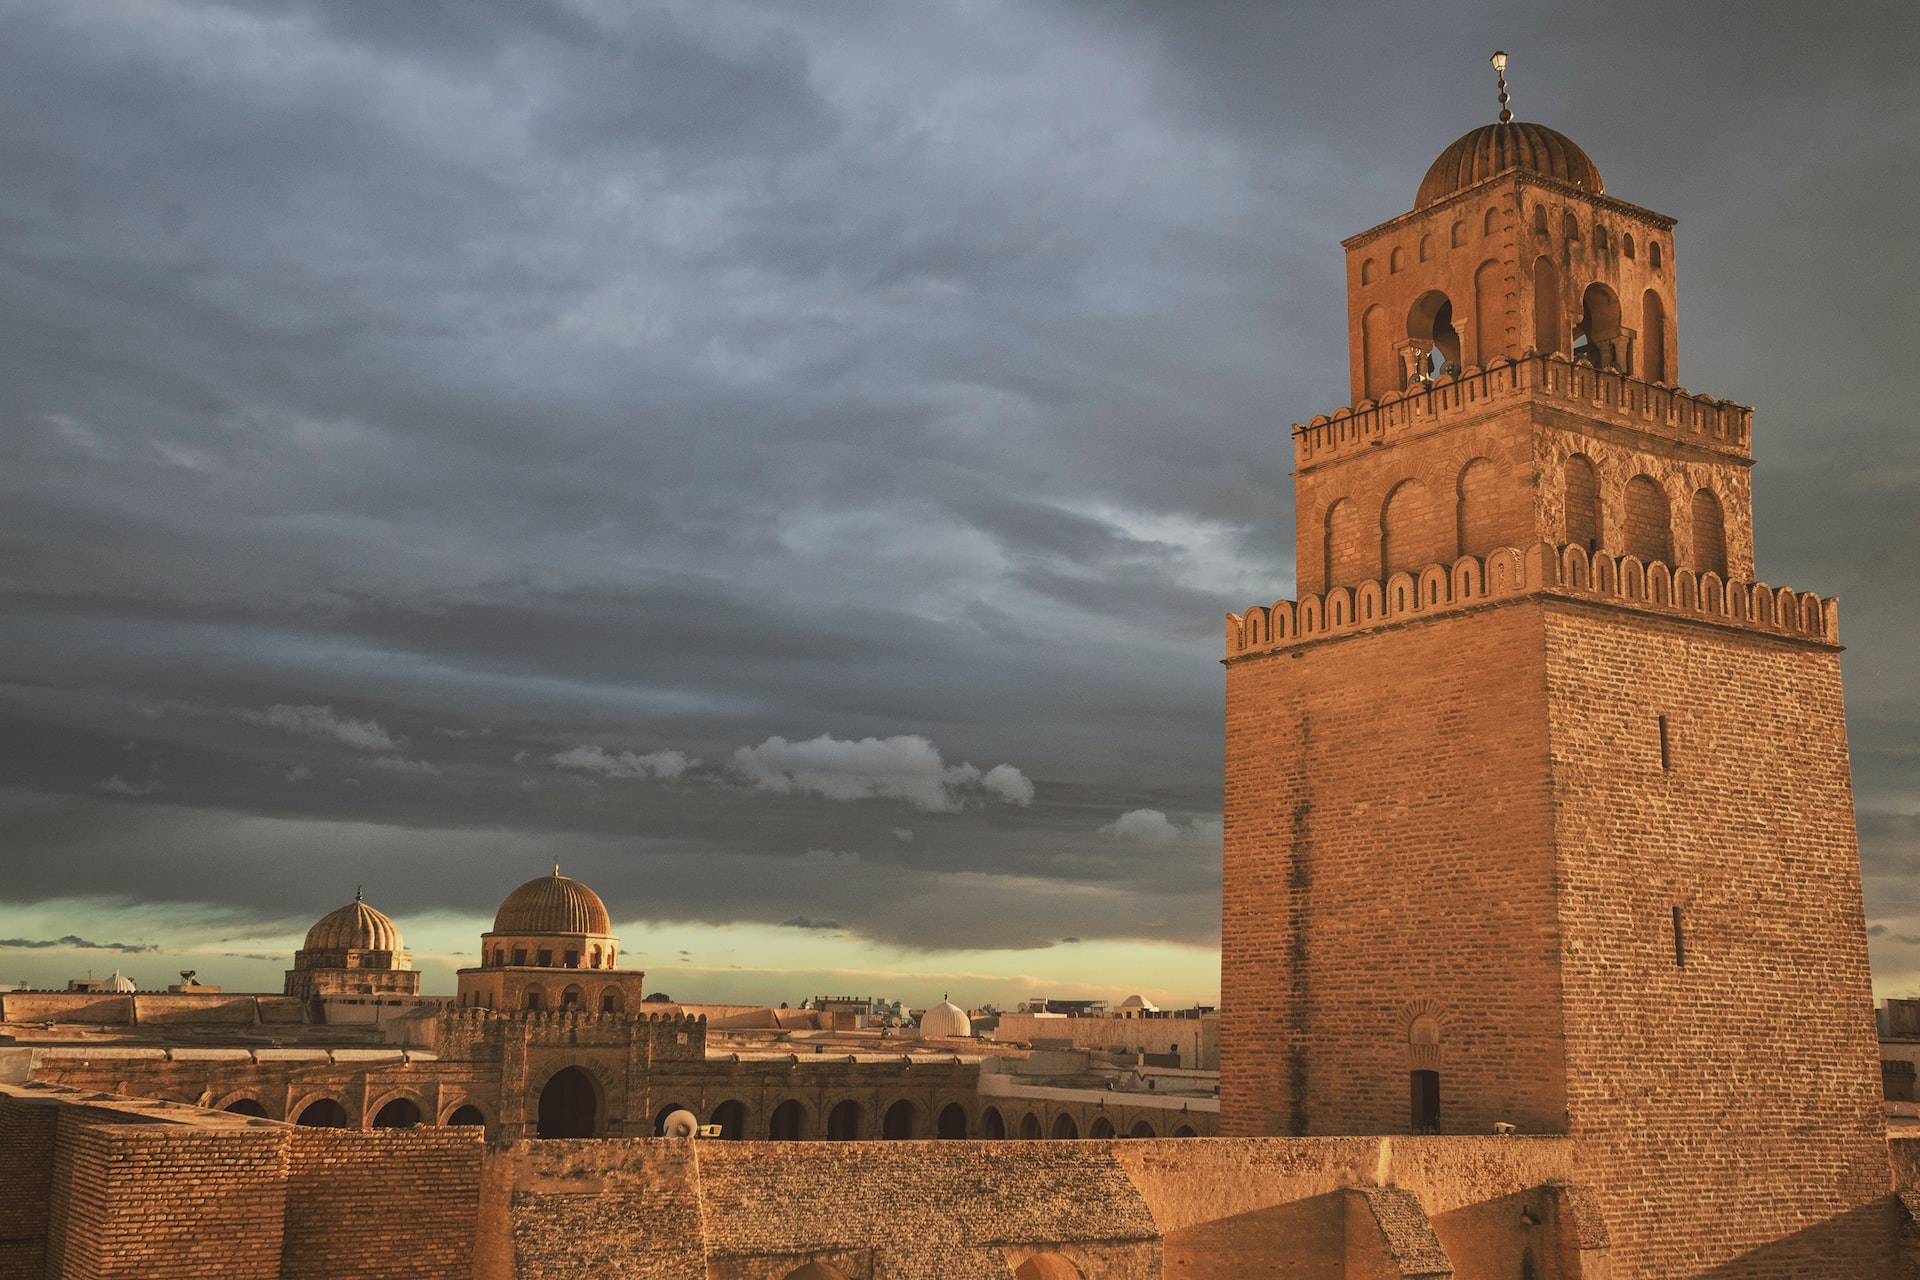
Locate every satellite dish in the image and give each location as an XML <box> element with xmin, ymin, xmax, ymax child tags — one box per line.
<box><xmin>661</xmin><ymin>1109</ymin><xmax>699</xmax><ymax>1139</ymax></box>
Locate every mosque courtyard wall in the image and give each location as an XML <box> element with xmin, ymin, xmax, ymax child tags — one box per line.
<box><xmin>4</xmin><ymin>1079</ymin><xmax>1641</xmax><ymax>1280</ymax></box>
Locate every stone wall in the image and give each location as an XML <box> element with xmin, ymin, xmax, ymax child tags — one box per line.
<box><xmin>1222</xmin><ymin>600</ymin><xmax>1569</xmax><ymax>1141</ymax></box>
<box><xmin>282</xmin><ymin>1128</ymin><xmax>484</xmax><ymax>1279</ymax></box>
<box><xmin>6</xmin><ymin>1081</ymin><xmax>1624</xmax><ymax>1280</ymax></box>
<box><xmin>0</xmin><ymin>991</ymin><xmax>310</xmax><ymax>1026</ymax></box>
<box><xmin>1545</xmin><ymin>601</ymin><xmax>1895</xmax><ymax>1276</ymax></box>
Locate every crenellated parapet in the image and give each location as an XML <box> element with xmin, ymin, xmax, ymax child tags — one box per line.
<box><xmin>1226</xmin><ymin>542</ymin><xmax>1837</xmax><ymax>658</ymax></box>
<box><xmin>1292</xmin><ymin>352</ymin><xmax>1752</xmax><ymax>471</ymax></box>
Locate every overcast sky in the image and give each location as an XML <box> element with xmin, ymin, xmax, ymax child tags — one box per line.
<box><xmin>2</xmin><ymin>1</ymin><xmax>1916</xmax><ymax>1008</ymax></box>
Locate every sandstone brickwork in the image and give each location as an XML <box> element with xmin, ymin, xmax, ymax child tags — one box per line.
<box><xmin>8</xmin><ymin>1080</ymin><xmax>1629</xmax><ymax>1280</ymax></box>
<box><xmin>1223</xmin><ymin>114</ymin><xmax>1895</xmax><ymax>1277</ymax></box>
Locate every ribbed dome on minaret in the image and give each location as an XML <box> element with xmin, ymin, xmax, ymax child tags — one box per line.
<box><xmin>1415</xmin><ymin>121</ymin><xmax>1603</xmax><ymax>210</ymax></box>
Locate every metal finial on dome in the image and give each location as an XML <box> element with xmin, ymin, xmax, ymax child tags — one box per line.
<box><xmin>553</xmin><ymin>862</ymin><xmax>560</xmax><ymax>877</ymax></box>
<box><xmin>1491</xmin><ymin>51</ymin><xmax>1512</xmax><ymax>123</ymax></box>
<box><xmin>355</xmin><ymin>884</ymin><xmax>362</xmax><ymax>902</ymax></box>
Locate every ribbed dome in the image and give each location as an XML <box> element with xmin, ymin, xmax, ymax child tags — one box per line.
<box><xmin>919</xmin><ymin>997</ymin><xmax>972</xmax><ymax>1039</ymax></box>
<box><xmin>493</xmin><ymin>870</ymin><xmax>610</xmax><ymax>935</ymax></box>
<box><xmin>1415</xmin><ymin>122</ymin><xmax>1602</xmax><ymax>209</ymax></box>
<box><xmin>305</xmin><ymin>898</ymin><xmax>402</xmax><ymax>952</ymax></box>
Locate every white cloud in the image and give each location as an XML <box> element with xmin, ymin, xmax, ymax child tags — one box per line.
<box><xmin>981</xmin><ymin>763</ymin><xmax>1035</xmax><ymax>806</ymax></box>
<box><xmin>1099</xmin><ymin>808</ymin><xmax>1223</xmax><ymax>845</ymax></box>
<box><xmin>100</xmin><ymin>775</ymin><xmax>163</xmax><ymax>796</ymax></box>
<box><xmin>730</xmin><ymin>733</ymin><xmax>1033</xmax><ymax>812</ymax></box>
<box><xmin>548</xmin><ymin>744</ymin><xmax>693</xmax><ymax>781</ymax></box>
<box><xmin>244</xmin><ymin>704</ymin><xmax>398</xmax><ymax>753</ymax></box>
<box><xmin>370</xmin><ymin>755</ymin><xmax>437</xmax><ymax>775</ymax></box>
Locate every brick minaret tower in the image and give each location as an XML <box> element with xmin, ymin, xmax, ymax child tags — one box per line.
<box><xmin>1220</xmin><ymin>87</ymin><xmax>1894</xmax><ymax>1274</ymax></box>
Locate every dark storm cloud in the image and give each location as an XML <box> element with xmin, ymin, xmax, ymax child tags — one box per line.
<box><xmin>0</xmin><ymin>1</ymin><xmax>1915</xmax><ymax>984</ymax></box>
<box><xmin>0</xmin><ymin>935</ymin><xmax>156</xmax><ymax>953</ymax></box>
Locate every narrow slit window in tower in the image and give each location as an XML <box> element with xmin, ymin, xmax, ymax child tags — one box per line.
<box><xmin>1672</xmin><ymin>906</ymin><xmax>1687</xmax><ymax>968</ymax></box>
<box><xmin>1658</xmin><ymin>715</ymin><xmax>1672</xmax><ymax>770</ymax></box>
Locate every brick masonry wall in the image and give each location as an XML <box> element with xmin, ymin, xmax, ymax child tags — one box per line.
<box><xmin>0</xmin><ymin>1092</ymin><xmax>60</xmax><ymax>1276</ymax></box>
<box><xmin>44</xmin><ymin>1108</ymin><xmax>289</xmax><ymax>1280</ymax></box>
<box><xmin>281</xmin><ymin>1128</ymin><xmax>485</xmax><ymax>1280</ymax></box>
<box><xmin>1221</xmin><ymin>601</ymin><xmax>1568</xmax><ymax>1141</ymax></box>
<box><xmin>1544</xmin><ymin>601</ymin><xmax>1897</xmax><ymax>1275</ymax></box>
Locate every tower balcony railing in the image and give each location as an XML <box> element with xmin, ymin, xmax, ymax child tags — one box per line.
<box><xmin>1226</xmin><ymin>541</ymin><xmax>1836</xmax><ymax>658</ymax></box>
<box><xmin>1292</xmin><ymin>352</ymin><xmax>1752</xmax><ymax>470</ymax></box>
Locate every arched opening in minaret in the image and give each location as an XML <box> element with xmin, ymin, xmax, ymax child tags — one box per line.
<box><xmin>980</xmin><ymin>1106</ymin><xmax>1007</xmax><ymax>1138</ymax></box>
<box><xmin>1455</xmin><ymin>457</ymin><xmax>1501</xmax><ymax>559</ymax></box>
<box><xmin>1574</xmin><ymin>283</ymin><xmax>1623</xmax><ymax>369</ymax></box>
<box><xmin>937</xmin><ymin>1103</ymin><xmax>968</xmax><ymax>1139</ymax></box>
<box><xmin>537</xmin><ymin>1067</ymin><xmax>598</xmax><ymax>1139</ymax></box>
<box><xmin>1473</xmin><ymin>260</ymin><xmax>1504</xmax><ymax>366</ymax></box>
<box><xmin>1050</xmin><ymin>1113</ymin><xmax>1079</xmax><ymax>1139</ymax></box>
<box><xmin>1381</xmin><ymin>479</ymin><xmax>1448</xmax><ymax>579</ymax></box>
<box><xmin>1532</xmin><ymin>258</ymin><xmax>1563</xmax><ymax>354</ymax></box>
<box><xmin>1406</xmin><ymin>290</ymin><xmax>1461</xmax><ymax>378</ymax></box>
<box><xmin>1324</xmin><ymin>497</ymin><xmax>1369</xmax><ymax>592</ymax></box>
<box><xmin>1565</xmin><ymin>455</ymin><xmax>1602</xmax><ymax>553</ymax></box>
<box><xmin>1624</xmin><ymin>476</ymin><xmax>1673</xmax><ymax>565</ymax></box>
<box><xmin>1642</xmin><ymin>289</ymin><xmax>1668</xmax><ymax>383</ymax></box>
<box><xmin>1361</xmin><ymin>304</ymin><xmax>1394</xmax><ymax>399</ymax></box>
<box><xmin>1691</xmin><ymin>490</ymin><xmax>1728</xmax><ymax>577</ymax></box>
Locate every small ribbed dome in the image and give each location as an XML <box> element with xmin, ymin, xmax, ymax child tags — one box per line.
<box><xmin>919</xmin><ymin>997</ymin><xmax>972</xmax><ymax>1039</ymax></box>
<box><xmin>493</xmin><ymin>869</ymin><xmax>610</xmax><ymax>935</ymax></box>
<box><xmin>1415</xmin><ymin>121</ymin><xmax>1602</xmax><ymax>209</ymax></box>
<box><xmin>102</xmin><ymin>971</ymin><xmax>136</xmax><ymax>992</ymax></box>
<box><xmin>305</xmin><ymin>898</ymin><xmax>403</xmax><ymax>952</ymax></box>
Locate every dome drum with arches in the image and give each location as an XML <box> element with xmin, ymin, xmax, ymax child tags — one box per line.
<box><xmin>284</xmin><ymin>891</ymin><xmax>420</xmax><ymax>1000</ymax></box>
<box><xmin>456</xmin><ymin>867</ymin><xmax>648</xmax><ymax>1016</ymax></box>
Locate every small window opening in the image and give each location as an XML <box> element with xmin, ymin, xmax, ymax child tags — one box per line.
<box><xmin>1410</xmin><ymin>1070</ymin><xmax>1440</xmax><ymax>1132</ymax></box>
<box><xmin>1561</xmin><ymin>211</ymin><xmax>1580</xmax><ymax>241</ymax></box>
<box><xmin>1672</xmin><ymin>905</ymin><xmax>1687</xmax><ymax>968</ymax></box>
<box><xmin>1658</xmin><ymin>715</ymin><xmax>1671</xmax><ymax>770</ymax></box>
<box><xmin>1650</xmin><ymin>240</ymin><xmax>1663</xmax><ymax>271</ymax></box>
<box><xmin>1532</xmin><ymin>205</ymin><xmax>1548</xmax><ymax>237</ymax></box>
<box><xmin>1622</xmin><ymin>232</ymin><xmax>1636</xmax><ymax>260</ymax></box>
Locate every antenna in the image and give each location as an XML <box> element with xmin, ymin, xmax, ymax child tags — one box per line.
<box><xmin>1491</xmin><ymin>51</ymin><xmax>1512</xmax><ymax>123</ymax></box>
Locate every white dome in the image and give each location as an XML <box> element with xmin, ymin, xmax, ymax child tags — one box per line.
<box><xmin>919</xmin><ymin>997</ymin><xmax>971</xmax><ymax>1039</ymax></box>
<box><xmin>103</xmin><ymin>971</ymin><xmax>136</xmax><ymax>992</ymax></box>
